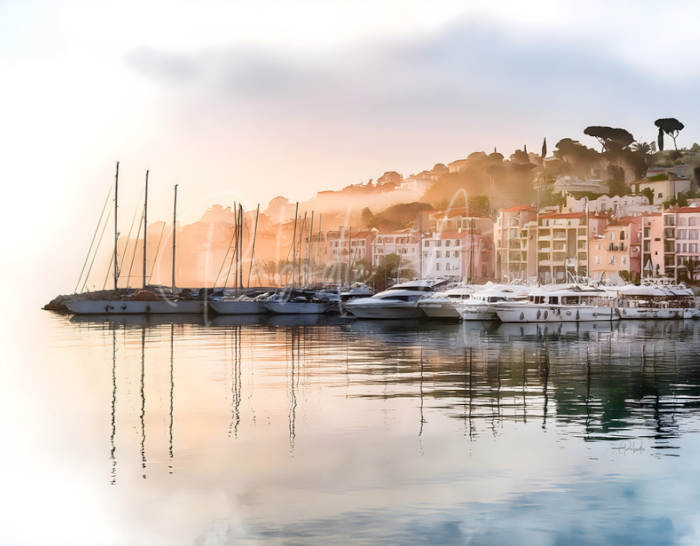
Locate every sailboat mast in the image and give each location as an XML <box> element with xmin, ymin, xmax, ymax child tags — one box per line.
<box><xmin>291</xmin><ymin>202</ymin><xmax>299</xmax><ymax>289</ymax></box>
<box><xmin>307</xmin><ymin>211</ymin><xmax>314</xmax><ymax>287</ymax></box>
<box><xmin>142</xmin><ymin>169</ymin><xmax>149</xmax><ymax>289</ymax></box>
<box><xmin>171</xmin><ymin>184</ymin><xmax>178</xmax><ymax>294</ymax></box>
<box><xmin>113</xmin><ymin>161</ymin><xmax>120</xmax><ymax>291</ymax></box>
<box><xmin>247</xmin><ymin>204</ymin><xmax>260</xmax><ymax>288</ymax></box>
<box><xmin>238</xmin><ymin>204</ymin><xmax>244</xmax><ymax>290</ymax></box>
<box><xmin>317</xmin><ymin>214</ymin><xmax>322</xmax><ymax>284</ymax></box>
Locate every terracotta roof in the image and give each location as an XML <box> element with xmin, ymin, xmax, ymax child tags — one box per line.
<box><xmin>665</xmin><ymin>206</ymin><xmax>700</xmax><ymax>214</ymax></box>
<box><xmin>539</xmin><ymin>211</ymin><xmax>586</xmax><ymax>219</ymax></box>
<box><xmin>502</xmin><ymin>205</ymin><xmax>536</xmax><ymax>213</ymax></box>
<box><xmin>326</xmin><ymin>230</ymin><xmax>375</xmax><ymax>239</ymax></box>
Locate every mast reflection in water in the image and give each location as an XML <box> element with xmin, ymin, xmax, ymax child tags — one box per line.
<box><xmin>32</xmin><ymin>314</ymin><xmax>700</xmax><ymax>544</ymax></box>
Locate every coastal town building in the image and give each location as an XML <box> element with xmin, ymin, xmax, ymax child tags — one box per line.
<box><xmin>589</xmin><ymin>217</ymin><xmax>642</xmax><ymax>283</ymax></box>
<box><xmin>639</xmin><ymin>173</ymin><xmax>691</xmax><ymax>204</ymax></box>
<box><xmin>494</xmin><ymin>205</ymin><xmax>537</xmax><ymax>282</ymax></box>
<box><xmin>371</xmin><ymin>230</ymin><xmax>421</xmax><ymax>275</ymax></box>
<box><xmin>564</xmin><ymin>194</ymin><xmax>659</xmax><ymax>217</ymax></box>
<box><xmin>422</xmin><ymin>230</ymin><xmax>494</xmax><ymax>282</ymax></box>
<box><xmin>661</xmin><ymin>205</ymin><xmax>700</xmax><ymax>282</ymax></box>
<box><xmin>326</xmin><ymin>229</ymin><xmax>376</xmax><ymax>266</ymax></box>
<box><xmin>553</xmin><ymin>176</ymin><xmax>609</xmax><ymax>195</ymax></box>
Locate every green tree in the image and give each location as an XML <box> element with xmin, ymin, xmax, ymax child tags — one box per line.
<box><xmin>655</xmin><ymin>118</ymin><xmax>684</xmax><ymax>151</ymax></box>
<box><xmin>640</xmin><ymin>187</ymin><xmax>654</xmax><ymax>204</ymax></box>
<box><xmin>606</xmin><ymin>165</ymin><xmax>628</xmax><ymax>196</ymax></box>
<box><xmin>584</xmin><ymin>126</ymin><xmax>634</xmax><ymax>151</ymax></box>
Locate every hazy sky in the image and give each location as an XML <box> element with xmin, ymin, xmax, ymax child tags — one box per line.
<box><xmin>3</xmin><ymin>0</ymin><xmax>700</xmax><ymax>300</ymax></box>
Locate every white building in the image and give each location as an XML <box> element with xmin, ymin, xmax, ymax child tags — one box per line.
<box><xmin>371</xmin><ymin>231</ymin><xmax>420</xmax><ymax>276</ymax></box>
<box><xmin>422</xmin><ymin>232</ymin><xmax>463</xmax><ymax>279</ymax></box>
<box><xmin>564</xmin><ymin>194</ymin><xmax>660</xmax><ymax>217</ymax></box>
<box><xmin>638</xmin><ymin>175</ymin><xmax>691</xmax><ymax>205</ymax></box>
<box><xmin>553</xmin><ymin>176</ymin><xmax>609</xmax><ymax>195</ymax></box>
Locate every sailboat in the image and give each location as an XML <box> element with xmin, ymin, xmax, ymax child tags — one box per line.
<box><xmin>263</xmin><ymin>205</ymin><xmax>332</xmax><ymax>315</ymax></box>
<box><xmin>209</xmin><ymin>204</ymin><xmax>269</xmax><ymax>315</ymax></box>
<box><xmin>66</xmin><ymin>172</ymin><xmax>204</xmax><ymax>315</ymax></box>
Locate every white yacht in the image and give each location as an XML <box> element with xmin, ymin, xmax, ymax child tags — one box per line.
<box><xmin>417</xmin><ymin>284</ymin><xmax>476</xmax><ymax>319</ymax></box>
<box><xmin>344</xmin><ymin>279</ymin><xmax>448</xmax><ymax>319</ymax></box>
<box><xmin>454</xmin><ymin>284</ymin><xmax>529</xmax><ymax>321</ymax></box>
<box><xmin>494</xmin><ymin>286</ymin><xmax>619</xmax><ymax>323</ymax></box>
<box><xmin>616</xmin><ymin>281</ymin><xmax>698</xmax><ymax>320</ymax></box>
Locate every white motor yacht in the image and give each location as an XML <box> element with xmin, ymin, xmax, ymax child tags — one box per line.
<box><xmin>495</xmin><ymin>286</ymin><xmax>619</xmax><ymax>323</ymax></box>
<box><xmin>344</xmin><ymin>279</ymin><xmax>448</xmax><ymax>319</ymax></box>
<box><xmin>454</xmin><ymin>284</ymin><xmax>529</xmax><ymax>321</ymax></box>
<box><xmin>616</xmin><ymin>281</ymin><xmax>698</xmax><ymax>320</ymax></box>
<box><xmin>417</xmin><ymin>284</ymin><xmax>476</xmax><ymax>319</ymax></box>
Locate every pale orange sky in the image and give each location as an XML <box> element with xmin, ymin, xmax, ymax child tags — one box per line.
<box><xmin>2</xmin><ymin>0</ymin><xmax>700</xmax><ymax>305</ymax></box>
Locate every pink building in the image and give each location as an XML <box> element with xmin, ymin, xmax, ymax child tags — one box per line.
<box><xmin>641</xmin><ymin>213</ymin><xmax>664</xmax><ymax>279</ymax></box>
<box><xmin>589</xmin><ymin>216</ymin><xmax>642</xmax><ymax>283</ymax></box>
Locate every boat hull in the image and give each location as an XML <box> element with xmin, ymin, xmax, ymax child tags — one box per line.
<box><xmin>65</xmin><ymin>299</ymin><xmax>205</xmax><ymax>315</ymax></box>
<box><xmin>617</xmin><ymin>307</ymin><xmax>692</xmax><ymax>320</ymax></box>
<box><xmin>417</xmin><ymin>300</ymin><xmax>460</xmax><ymax>319</ymax></box>
<box><xmin>209</xmin><ymin>300</ymin><xmax>267</xmax><ymax>315</ymax></box>
<box><xmin>495</xmin><ymin>304</ymin><xmax>619</xmax><ymax>323</ymax></box>
<box><xmin>263</xmin><ymin>302</ymin><xmax>329</xmax><ymax>314</ymax></box>
<box><xmin>344</xmin><ymin>302</ymin><xmax>425</xmax><ymax>319</ymax></box>
<box><xmin>455</xmin><ymin>304</ymin><xmax>499</xmax><ymax>321</ymax></box>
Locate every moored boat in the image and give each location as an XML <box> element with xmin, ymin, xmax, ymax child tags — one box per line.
<box><xmin>455</xmin><ymin>284</ymin><xmax>529</xmax><ymax>321</ymax></box>
<box><xmin>417</xmin><ymin>284</ymin><xmax>475</xmax><ymax>319</ymax></box>
<box><xmin>494</xmin><ymin>286</ymin><xmax>619</xmax><ymax>323</ymax></box>
<box><xmin>344</xmin><ymin>278</ymin><xmax>448</xmax><ymax>319</ymax></box>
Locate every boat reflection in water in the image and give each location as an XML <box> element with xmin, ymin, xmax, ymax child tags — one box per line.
<box><xmin>52</xmin><ymin>313</ymin><xmax>700</xmax><ymax>545</ymax></box>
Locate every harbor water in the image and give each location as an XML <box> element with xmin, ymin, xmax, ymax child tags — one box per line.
<box><xmin>3</xmin><ymin>311</ymin><xmax>700</xmax><ymax>544</ymax></box>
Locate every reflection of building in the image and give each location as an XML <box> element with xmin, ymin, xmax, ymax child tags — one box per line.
<box><xmin>494</xmin><ymin>205</ymin><xmax>537</xmax><ymax>282</ymax></box>
<box><xmin>589</xmin><ymin>217</ymin><xmax>642</xmax><ymax>283</ymax></box>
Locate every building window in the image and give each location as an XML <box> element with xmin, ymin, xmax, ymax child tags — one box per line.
<box><xmin>610</xmin><ymin>232</ymin><xmax>614</xmax><ymax>241</ymax></box>
<box><xmin>609</xmin><ymin>255</ymin><xmax>615</xmax><ymax>265</ymax></box>
<box><xmin>436</xmin><ymin>251</ymin><xmax>441</xmax><ymax>258</ymax></box>
<box><xmin>620</xmin><ymin>230</ymin><xmax>625</xmax><ymax>240</ymax></box>
<box><xmin>436</xmin><ymin>263</ymin><xmax>441</xmax><ymax>271</ymax></box>
<box><xmin>445</xmin><ymin>240</ymin><xmax>451</xmax><ymax>247</ymax></box>
<box><xmin>622</xmin><ymin>256</ymin><xmax>627</xmax><ymax>265</ymax></box>
<box><xmin>595</xmin><ymin>256</ymin><xmax>600</xmax><ymax>264</ymax></box>
<box><xmin>445</xmin><ymin>263</ymin><xmax>451</xmax><ymax>271</ymax></box>
<box><xmin>690</xmin><ymin>218</ymin><xmax>697</xmax><ymax>227</ymax></box>
<box><xmin>454</xmin><ymin>251</ymin><xmax>459</xmax><ymax>258</ymax></box>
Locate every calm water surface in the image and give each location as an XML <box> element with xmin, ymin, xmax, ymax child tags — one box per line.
<box><xmin>3</xmin><ymin>312</ymin><xmax>700</xmax><ymax>544</ymax></box>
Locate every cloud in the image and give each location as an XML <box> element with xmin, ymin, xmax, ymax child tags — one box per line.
<box><xmin>125</xmin><ymin>17</ymin><xmax>700</xmax><ymax>149</ymax></box>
